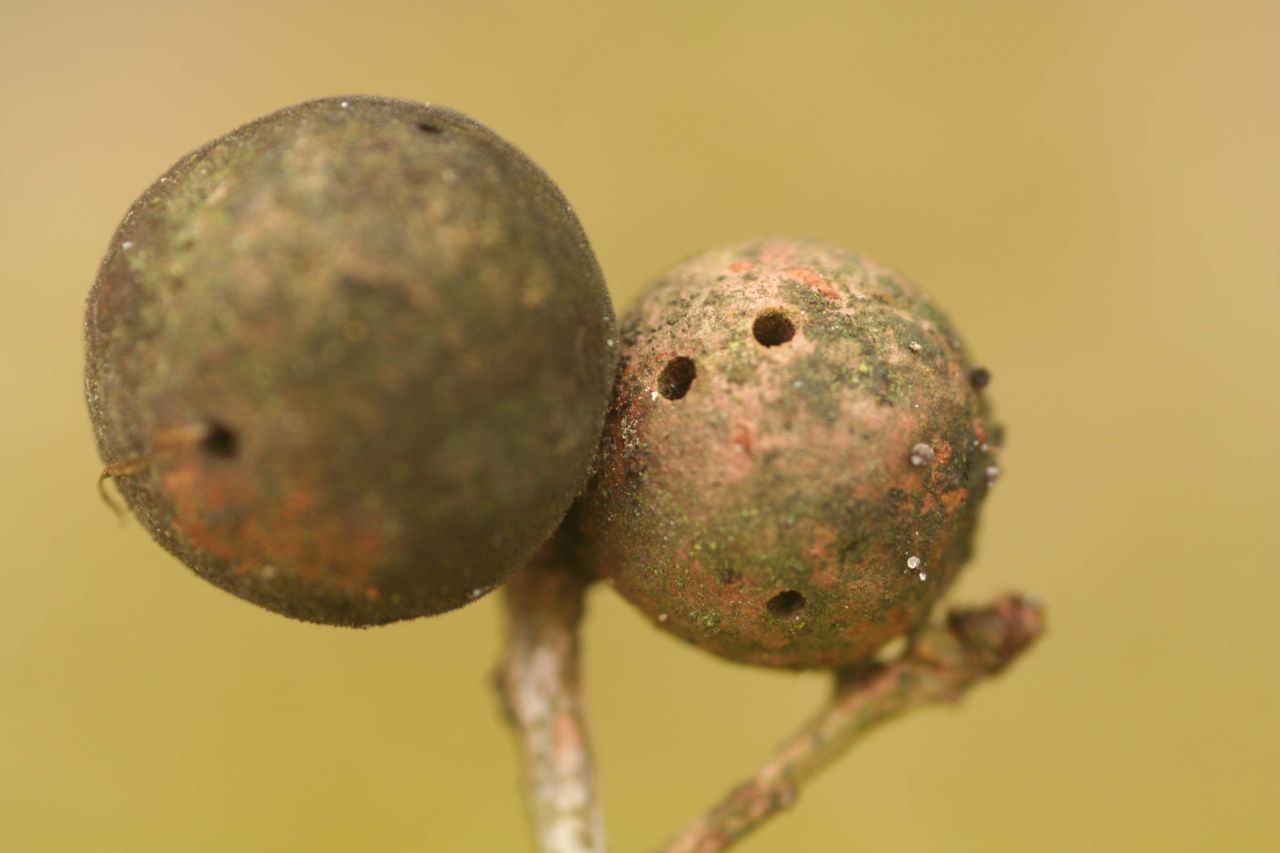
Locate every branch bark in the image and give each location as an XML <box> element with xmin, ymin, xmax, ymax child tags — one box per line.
<box><xmin>658</xmin><ymin>594</ymin><xmax>1045</xmax><ymax>853</ymax></box>
<box><xmin>496</xmin><ymin>547</ymin><xmax>606</xmax><ymax>853</ymax></box>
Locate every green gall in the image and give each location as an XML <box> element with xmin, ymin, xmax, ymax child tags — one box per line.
<box><xmin>85</xmin><ymin>96</ymin><xmax>617</xmax><ymax>625</ymax></box>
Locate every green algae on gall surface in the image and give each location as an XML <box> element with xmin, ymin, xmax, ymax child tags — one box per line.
<box><xmin>575</xmin><ymin>240</ymin><xmax>1000</xmax><ymax>669</ymax></box>
<box><xmin>85</xmin><ymin>96</ymin><xmax>617</xmax><ymax>625</ymax></box>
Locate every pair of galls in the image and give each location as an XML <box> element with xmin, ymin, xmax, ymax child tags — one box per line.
<box><xmin>86</xmin><ymin>96</ymin><xmax>999</xmax><ymax>670</ymax></box>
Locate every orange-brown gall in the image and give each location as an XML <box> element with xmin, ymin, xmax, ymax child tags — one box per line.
<box><xmin>85</xmin><ymin>96</ymin><xmax>616</xmax><ymax>625</ymax></box>
<box><xmin>575</xmin><ymin>240</ymin><xmax>1000</xmax><ymax>669</ymax></box>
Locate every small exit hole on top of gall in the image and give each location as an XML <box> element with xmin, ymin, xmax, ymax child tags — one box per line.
<box><xmin>753</xmin><ymin>311</ymin><xmax>795</xmax><ymax>347</ymax></box>
<box><xmin>200</xmin><ymin>421</ymin><xmax>239</xmax><ymax>459</ymax></box>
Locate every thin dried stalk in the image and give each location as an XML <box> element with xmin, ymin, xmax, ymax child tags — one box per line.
<box><xmin>659</xmin><ymin>595</ymin><xmax>1045</xmax><ymax>853</ymax></box>
<box><xmin>496</xmin><ymin>550</ymin><xmax>605</xmax><ymax>853</ymax></box>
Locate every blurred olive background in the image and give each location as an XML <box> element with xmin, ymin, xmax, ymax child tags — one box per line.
<box><xmin>2</xmin><ymin>1</ymin><xmax>1277</xmax><ymax>850</ymax></box>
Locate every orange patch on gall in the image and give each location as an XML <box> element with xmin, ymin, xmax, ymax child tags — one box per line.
<box><xmin>730</xmin><ymin>421</ymin><xmax>754</xmax><ymax>456</ymax></box>
<box><xmin>972</xmin><ymin>417</ymin><xmax>989</xmax><ymax>446</ymax></box>
<box><xmin>933</xmin><ymin>440</ymin><xmax>953</xmax><ymax>467</ymax></box>
<box><xmin>803</xmin><ymin>527</ymin><xmax>841</xmax><ymax>587</ymax></box>
<box><xmin>941</xmin><ymin>489</ymin><xmax>968</xmax><ymax>514</ymax></box>
<box><xmin>163</xmin><ymin>458</ymin><xmax>385</xmax><ymax>592</ymax></box>
<box><xmin>785</xmin><ymin>267</ymin><xmax>838</xmax><ymax>300</ymax></box>
<box><xmin>281</xmin><ymin>488</ymin><xmax>314</xmax><ymax>516</ymax></box>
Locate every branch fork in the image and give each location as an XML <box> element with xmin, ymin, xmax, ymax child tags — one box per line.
<box><xmin>496</xmin><ymin>553</ymin><xmax>1043</xmax><ymax>853</ymax></box>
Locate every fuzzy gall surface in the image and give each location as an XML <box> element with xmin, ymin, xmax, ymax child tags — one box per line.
<box><xmin>575</xmin><ymin>241</ymin><xmax>999</xmax><ymax>669</ymax></box>
<box><xmin>85</xmin><ymin>96</ymin><xmax>617</xmax><ymax>625</ymax></box>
